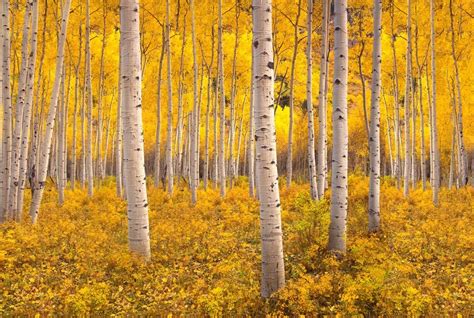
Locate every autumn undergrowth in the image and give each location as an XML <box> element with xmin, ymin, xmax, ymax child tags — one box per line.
<box><xmin>0</xmin><ymin>176</ymin><xmax>472</xmax><ymax>316</ymax></box>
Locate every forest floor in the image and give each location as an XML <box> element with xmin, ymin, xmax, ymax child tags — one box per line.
<box><xmin>0</xmin><ymin>176</ymin><xmax>472</xmax><ymax>316</ymax></box>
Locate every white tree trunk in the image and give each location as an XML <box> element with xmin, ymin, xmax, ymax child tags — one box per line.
<box><xmin>17</xmin><ymin>0</ymin><xmax>39</xmax><ymax>218</ymax></box>
<box><xmin>403</xmin><ymin>0</ymin><xmax>412</xmax><ymax>198</ymax></box>
<box><xmin>248</xmin><ymin>53</ymin><xmax>255</xmax><ymax>197</ymax></box>
<box><xmin>368</xmin><ymin>0</ymin><xmax>382</xmax><ymax>232</ymax></box>
<box><xmin>0</xmin><ymin>0</ymin><xmax>13</xmax><ymax>220</ymax></box>
<box><xmin>120</xmin><ymin>0</ymin><xmax>151</xmax><ymax>259</ymax></box>
<box><xmin>71</xmin><ymin>22</ymin><xmax>83</xmax><ymax>191</ymax></box>
<box><xmin>217</xmin><ymin>0</ymin><xmax>226</xmax><ymax>197</ymax></box>
<box><xmin>286</xmin><ymin>0</ymin><xmax>301</xmax><ymax>189</ymax></box>
<box><xmin>85</xmin><ymin>0</ymin><xmax>94</xmax><ymax>197</ymax></box>
<box><xmin>328</xmin><ymin>0</ymin><xmax>349</xmax><ymax>253</ymax></box>
<box><xmin>116</xmin><ymin>51</ymin><xmax>123</xmax><ymax>197</ymax></box>
<box><xmin>252</xmin><ymin>0</ymin><xmax>285</xmax><ymax>297</ymax></box>
<box><xmin>430</xmin><ymin>0</ymin><xmax>440</xmax><ymax>203</ymax></box>
<box><xmin>448</xmin><ymin>0</ymin><xmax>467</xmax><ymax>186</ymax></box>
<box><xmin>154</xmin><ymin>28</ymin><xmax>165</xmax><ymax>188</ymax></box>
<box><xmin>203</xmin><ymin>28</ymin><xmax>215</xmax><ymax>190</ymax></box>
<box><xmin>165</xmin><ymin>0</ymin><xmax>174</xmax><ymax>194</ymax></box>
<box><xmin>57</xmin><ymin>70</ymin><xmax>66</xmax><ymax>205</ymax></box>
<box><xmin>190</xmin><ymin>0</ymin><xmax>198</xmax><ymax>204</ymax></box>
<box><xmin>29</xmin><ymin>0</ymin><xmax>72</xmax><ymax>223</ymax></box>
<box><xmin>306</xmin><ymin>0</ymin><xmax>318</xmax><ymax>200</ymax></box>
<box><xmin>9</xmin><ymin>1</ymin><xmax>32</xmax><ymax>219</ymax></box>
<box><xmin>317</xmin><ymin>0</ymin><xmax>329</xmax><ymax>197</ymax></box>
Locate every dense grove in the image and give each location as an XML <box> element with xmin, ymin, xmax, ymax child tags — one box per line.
<box><xmin>1</xmin><ymin>176</ymin><xmax>472</xmax><ymax>316</ymax></box>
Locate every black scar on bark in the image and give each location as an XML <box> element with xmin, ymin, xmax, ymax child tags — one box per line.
<box><xmin>253</xmin><ymin>40</ymin><xmax>259</xmax><ymax>48</ymax></box>
<box><xmin>267</xmin><ymin>61</ymin><xmax>274</xmax><ymax>69</ymax></box>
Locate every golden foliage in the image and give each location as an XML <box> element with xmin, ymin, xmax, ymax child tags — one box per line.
<box><xmin>0</xmin><ymin>177</ymin><xmax>472</xmax><ymax>315</ymax></box>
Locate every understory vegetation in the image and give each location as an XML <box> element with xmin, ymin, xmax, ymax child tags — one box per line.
<box><xmin>0</xmin><ymin>176</ymin><xmax>472</xmax><ymax>316</ymax></box>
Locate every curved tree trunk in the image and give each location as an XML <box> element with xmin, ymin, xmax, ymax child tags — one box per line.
<box><xmin>368</xmin><ymin>0</ymin><xmax>382</xmax><ymax>233</ymax></box>
<box><xmin>29</xmin><ymin>0</ymin><xmax>72</xmax><ymax>224</ymax></box>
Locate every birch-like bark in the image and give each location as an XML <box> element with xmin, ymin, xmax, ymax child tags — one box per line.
<box><xmin>116</xmin><ymin>50</ymin><xmax>123</xmax><ymax>196</ymax></box>
<box><xmin>203</xmin><ymin>27</ymin><xmax>215</xmax><ymax>190</ymax></box>
<box><xmin>120</xmin><ymin>0</ymin><xmax>151</xmax><ymax>259</ymax></box>
<box><xmin>102</xmin><ymin>96</ymin><xmax>113</xmax><ymax>177</ymax></box>
<box><xmin>17</xmin><ymin>0</ymin><xmax>39</xmax><ymax>218</ymax></box>
<box><xmin>390</xmin><ymin>0</ymin><xmax>401</xmax><ymax>188</ymax></box>
<box><xmin>154</xmin><ymin>26</ymin><xmax>165</xmax><ymax>188</ymax></box>
<box><xmin>368</xmin><ymin>0</ymin><xmax>382</xmax><ymax>232</ymax></box>
<box><xmin>403</xmin><ymin>0</ymin><xmax>412</xmax><ymax>198</ymax></box>
<box><xmin>317</xmin><ymin>0</ymin><xmax>329</xmax><ymax>197</ymax></box>
<box><xmin>71</xmin><ymin>22</ymin><xmax>83</xmax><ymax>191</ymax></box>
<box><xmin>9</xmin><ymin>1</ymin><xmax>32</xmax><ymax>219</ymax></box>
<box><xmin>252</xmin><ymin>0</ymin><xmax>285</xmax><ymax>297</ymax></box>
<box><xmin>448</xmin><ymin>0</ymin><xmax>467</xmax><ymax>186</ymax></box>
<box><xmin>286</xmin><ymin>0</ymin><xmax>301</xmax><ymax>188</ymax></box>
<box><xmin>328</xmin><ymin>0</ymin><xmax>349</xmax><ymax>253</ymax></box>
<box><xmin>96</xmin><ymin>5</ymin><xmax>107</xmax><ymax>180</ymax></box>
<box><xmin>217</xmin><ymin>0</ymin><xmax>226</xmax><ymax>197</ymax></box>
<box><xmin>414</xmin><ymin>22</ymin><xmax>426</xmax><ymax>190</ymax></box>
<box><xmin>190</xmin><ymin>0</ymin><xmax>198</xmax><ymax>204</ymax></box>
<box><xmin>0</xmin><ymin>0</ymin><xmax>13</xmax><ymax>220</ymax></box>
<box><xmin>430</xmin><ymin>0</ymin><xmax>440</xmax><ymax>203</ymax></box>
<box><xmin>248</xmin><ymin>52</ymin><xmax>255</xmax><ymax>197</ymax></box>
<box><xmin>58</xmin><ymin>69</ymin><xmax>68</xmax><ymax>206</ymax></box>
<box><xmin>175</xmin><ymin>19</ymin><xmax>186</xmax><ymax>181</ymax></box>
<box><xmin>228</xmin><ymin>3</ymin><xmax>240</xmax><ymax>189</ymax></box>
<box><xmin>85</xmin><ymin>0</ymin><xmax>94</xmax><ymax>197</ymax></box>
<box><xmin>29</xmin><ymin>0</ymin><xmax>72</xmax><ymax>223</ymax></box>
<box><xmin>165</xmin><ymin>0</ymin><xmax>174</xmax><ymax>194</ymax></box>
<box><xmin>306</xmin><ymin>0</ymin><xmax>318</xmax><ymax>200</ymax></box>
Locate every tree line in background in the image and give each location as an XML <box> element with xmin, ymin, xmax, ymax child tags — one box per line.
<box><xmin>0</xmin><ymin>0</ymin><xmax>472</xmax><ymax>297</ymax></box>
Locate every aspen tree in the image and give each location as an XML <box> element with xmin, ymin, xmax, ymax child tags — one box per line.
<box><xmin>116</xmin><ymin>51</ymin><xmax>123</xmax><ymax>196</ymax></box>
<box><xmin>71</xmin><ymin>22</ymin><xmax>83</xmax><ymax>191</ymax></box>
<box><xmin>1</xmin><ymin>0</ymin><xmax>13</xmax><ymax>220</ymax></box>
<box><xmin>328</xmin><ymin>0</ymin><xmax>349</xmax><ymax>253</ymax></box>
<box><xmin>317</xmin><ymin>0</ymin><xmax>329</xmax><ymax>197</ymax></box>
<box><xmin>102</xmin><ymin>95</ymin><xmax>113</xmax><ymax>177</ymax></box>
<box><xmin>17</xmin><ymin>0</ymin><xmax>39</xmax><ymax>218</ymax></box>
<box><xmin>217</xmin><ymin>0</ymin><xmax>226</xmax><ymax>197</ymax></box>
<box><xmin>154</xmin><ymin>26</ymin><xmax>165</xmax><ymax>188</ymax></box>
<box><xmin>286</xmin><ymin>0</ymin><xmax>301</xmax><ymax>188</ymax></box>
<box><xmin>29</xmin><ymin>0</ymin><xmax>72</xmax><ymax>224</ymax></box>
<box><xmin>252</xmin><ymin>0</ymin><xmax>285</xmax><ymax>297</ymax></box>
<box><xmin>190</xmin><ymin>0</ymin><xmax>198</xmax><ymax>204</ymax></box>
<box><xmin>9</xmin><ymin>1</ymin><xmax>32</xmax><ymax>219</ymax></box>
<box><xmin>368</xmin><ymin>0</ymin><xmax>382</xmax><ymax>232</ymax></box>
<box><xmin>165</xmin><ymin>0</ymin><xmax>174</xmax><ymax>194</ymax></box>
<box><xmin>430</xmin><ymin>0</ymin><xmax>440</xmax><ymax>203</ymax></box>
<box><xmin>306</xmin><ymin>0</ymin><xmax>318</xmax><ymax>200</ymax></box>
<box><xmin>228</xmin><ymin>2</ymin><xmax>240</xmax><ymax>189</ymax></box>
<box><xmin>403</xmin><ymin>0</ymin><xmax>412</xmax><ymax>198</ymax></box>
<box><xmin>85</xmin><ymin>0</ymin><xmax>93</xmax><ymax>197</ymax></box>
<box><xmin>203</xmin><ymin>27</ymin><xmax>215</xmax><ymax>190</ymax></box>
<box><xmin>448</xmin><ymin>0</ymin><xmax>467</xmax><ymax>186</ymax></box>
<box><xmin>120</xmin><ymin>0</ymin><xmax>151</xmax><ymax>259</ymax></box>
<box><xmin>248</xmin><ymin>52</ymin><xmax>255</xmax><ymax>197</ymax></box>
<box><xmin>96</xmin><ymin>2</ymin><xmax>107</xmax><ymax>180</ymax></box>
<box><xmin>176</xmin><ymin>18</ymin><xmax>186</xmax><ymax>181</ymax></box>
<box><xmin>389</xmin><ymin>0</ymin><xmax>401</xmax><ymax>188</ymax></box>
<box><xmin>57</xmin><ymin>70</ymin><xmax>66</xmax><ymax>205</ymax></box>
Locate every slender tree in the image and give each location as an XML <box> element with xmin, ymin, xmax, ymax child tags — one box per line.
<box><xmin>403</xmin><ymin>0</ymin><xmax>412</xmax><ymax>198</ymax></box>
<box><xmin>306</xmin><ymin>0</ymin><xmax>318</xmax><ymax>200</ymax></box>
<box><xmin>29</xmin><ymin>0</ymin><xmax>72</xmax><ymax>223</ymax></box>
<box><xmin>154</xmin><ymin>26</ymin><xmax>165</xmax><ymax>188</ymax></box>
<box><xmin>286</xmin><ymin>0</ymin><xmax>302</xmax><ymax>188</ymax></box>
<box><xmin>165</xmin><ymin>0</ymin><xmax>174</xmax><ymax>194</ymax></box>
<box><xmin>368</xmin><ymin>0</ymin><xmax>382</xmax><ymax>232</ymax></box>
<box><xmin>85</xmin><ymin>0</ymin><xmax>94</xmax><ymax>196</ymax></box>
<box><xmin>317</xmin><ymin>0</ymin><xmax>329</xmax><ymax>197</ymax></box>
<box><xmin>217</xmin><ymin>0</ymin><xmax>226</xmax><ymax>197</ymax></box>
<box><xmin>430</xmin><ymin>0</ymin><xmax>440</xmax><ymax>203</ymax></box>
